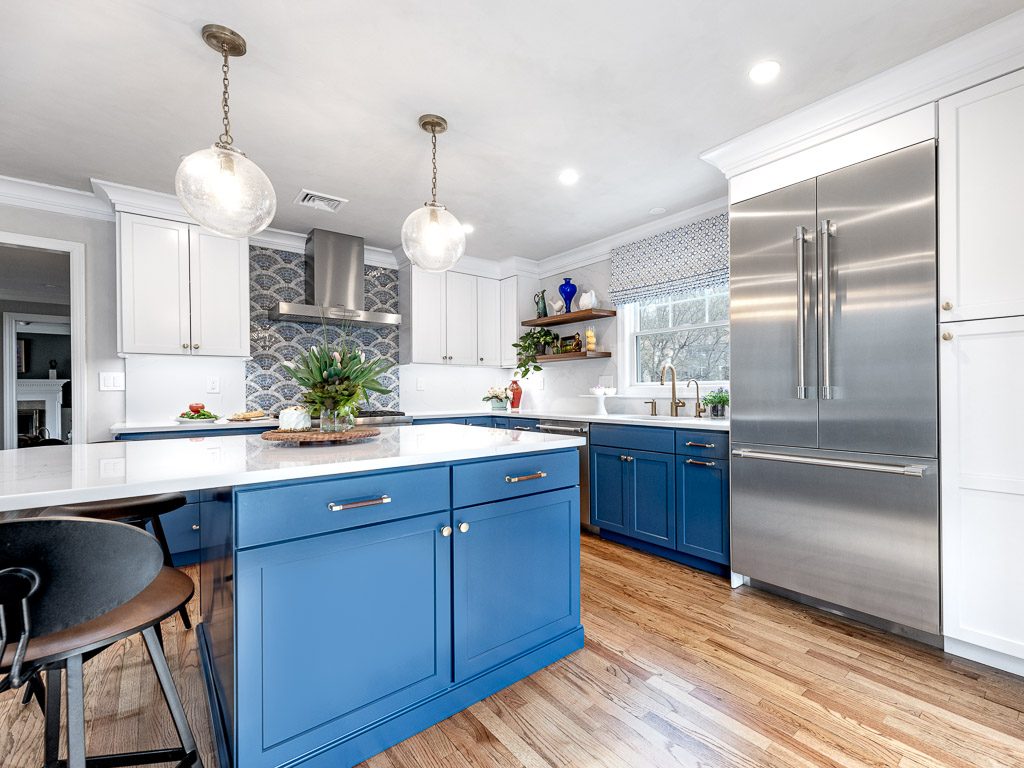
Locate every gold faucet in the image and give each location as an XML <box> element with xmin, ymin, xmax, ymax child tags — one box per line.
<box><xmin>686</xmin><ymin>379</ymin><xmax>706</xmax><ymax>418</ymax></box>
<box><xmin>660</xmin><ymin>364</ymin><xmax>686</xmax><ymax>417</ymax></box>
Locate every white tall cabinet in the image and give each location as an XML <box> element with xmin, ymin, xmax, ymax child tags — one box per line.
<box><xmin>118</xmin><ymin>213</ymin><xmax>249</xmax><ymax>357</ymax></box>
<box><xmin>939</xmin><ymin>69</ymin><xmax>1024</xmax><ymax>673</ymax></box>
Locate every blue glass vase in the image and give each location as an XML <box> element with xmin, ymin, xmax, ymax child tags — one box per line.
<box><xmin>558</xmin><ymin>278</ymin><xmax>577</xmax><ymax>314</ymax></box>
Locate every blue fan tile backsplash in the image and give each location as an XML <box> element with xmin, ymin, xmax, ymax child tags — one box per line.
<box><xmin>247</xmin><ymin>246</ymin><xmax>400</xmax><ymax>414</ymax></box>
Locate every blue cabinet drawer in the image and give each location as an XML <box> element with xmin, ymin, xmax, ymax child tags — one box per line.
<box><xmin>507</xmin><ymin>417</ymin><xmax>540</xmax><ymax>431</ymax></box>
<box><xmin>590</xmin><ymin>423</ymin><xmax>675</xmax><ymax>453</ymax></box>
<box><xmin>675</xmin><ymin>429</ymin><xmax>728</xmax><ymax>460</ymax></box>
<box><xmin>412</xmin><ymin>417</ymin><xmax>465</xmax><ymax>425</ymax></box>
<box><xmin>464</xmin><ymin>416</ymin><xmax>494</xmax><ymax>427</ymax></box>
<box><xmin>491</xmin><ymin>416</ymin><xmax>510</xmax><ymax>429</ymax></box>
<box><xmin>235</xmin><ymin>467</ymin><xmax>451</xmax><ymax>548</ymax></box>
<box><xmin>452</xmin><ymin>449</ymin><xmax>578</xmax><ymax>508</ymax></box>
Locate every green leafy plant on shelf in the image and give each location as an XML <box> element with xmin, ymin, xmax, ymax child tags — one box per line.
<box><xmin>512</xmin><ymin>327</ymin><xmax>558</xmax><ymax>379</ymax></box>
<box><xmin>282</xmin><ymin>314</ymin><xmax>392</xmax><ymax>417</ymax></box>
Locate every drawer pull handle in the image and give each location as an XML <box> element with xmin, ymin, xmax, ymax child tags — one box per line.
<box><xmin>513</xmin><ymin>426</ymin><xmax>531</xmax><ymax>431</ymax></box>
<box><xmin>505</xmin><ymin>471</ymin><xmax>547</xmax><ymax>483</ymax></box>
<box><xmin>619</xmin><ymin>455</ymin><xmax>634</xmax><ymax>462</ymax></box>
<box><xmin>458</xmin><ymin>522</ymin><xmax>470</xmax><ymax>533</ymax></box>
<box><xmin>686</xmin><ymin>459</ymin><xmax>716</xmax><ymax>467</ymax></box>
<box><xmin>328</xmin><ymin>494</ymin><xmax>392</xmax><ymax>511</ymax></box>
<box><xmin>685</xmin><ymin>442</ymin><xmax>715</xmax><ymax>448</ymax></box>
<box><xmin>441</xmin><ymin>525</ymin><xmax>453</xmax><ymax>537</ymax></box>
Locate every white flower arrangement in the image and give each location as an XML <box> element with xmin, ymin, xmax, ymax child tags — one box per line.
<box><xmin>482</xmin><ymin>386</ymin><xmax>514</xmax><ymax>403</ymax></box>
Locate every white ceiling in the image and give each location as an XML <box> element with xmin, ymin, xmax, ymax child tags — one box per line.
<box><xmin>2</xmin><ymin>1</ymin><xmax>1022</xmax><ymax>261</ymax></box>
<box><xmin>0</xmin><ymin>244</ymin><xmax>71</xmax><ymax>303</ymax></box>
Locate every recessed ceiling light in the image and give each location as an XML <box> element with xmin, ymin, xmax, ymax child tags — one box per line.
<box><xmin>462</xmin><ymin>223</ymin><xmax>474</xmax><ymax>234</ymax></box>
<box><xmin>749</xmin><ymin>60</ymin><xmax>781</xmax><ymax>84</ymax></box>
<box><xmin>649</xmin><ymin>207</ymin><xmax>666</xmax><ymax>215</ymax></box>
<box><xmin>558</xmin><ymin>169</ymin><xmax>579</xmax><ymax>185</ymax></box>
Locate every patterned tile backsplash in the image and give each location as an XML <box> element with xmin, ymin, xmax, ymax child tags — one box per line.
<box><xmin>246</xmin><ymin>246</ymin><xmax>400</xmax><ymax>414</ymax></box>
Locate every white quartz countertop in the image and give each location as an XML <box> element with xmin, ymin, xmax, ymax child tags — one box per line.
<box><xmin>0</xmin><ymin>425</ymin><xmax>585</xmax><ymax>512</ymax></box>
<box><xmin>408</xmin><ymin>409</ymin><xmax>731</xmax><ymax>432</ymax></box>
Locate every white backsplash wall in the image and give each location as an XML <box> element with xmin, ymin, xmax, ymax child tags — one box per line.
<box><xmin>125</xmin><ymin>356</ymin><xmax>247</xmax><ymax>422</ymax></box>
<box><xmin>399</xmin><ymin>364</ymin><xmax>515</xmax><ymax>413</ymax></box>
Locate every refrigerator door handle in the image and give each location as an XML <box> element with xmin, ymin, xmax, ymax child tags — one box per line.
<box><xmin>820</xmin><ymin>219</ymin><xmax>835</xmax><ymax>400</ymax></box>
<box><xmin>795</xmin><ymin>226</ymin><xmax>810</xmax><ymax>399</ymax></box>
<box><xmin>731</xmin><ymin>448</ymin><xmax>927</xmax><ymax>477</ymax></box>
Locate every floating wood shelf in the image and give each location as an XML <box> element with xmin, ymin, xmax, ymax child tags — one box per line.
<box><xmin>533</xmin><ymin>351</ymin><xmax>612</xmax><ymax>363</ymax></box>
<box><xmin>521</xmin><ymin>308</ymin><xmax>617</xmax><ymax>328</ymax></box>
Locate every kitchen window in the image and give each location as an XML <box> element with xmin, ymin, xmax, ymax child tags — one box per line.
<box><xmin>625</xmin><ymin>285</ymin><xmax>730</xmax><ymax>385</ymax></box>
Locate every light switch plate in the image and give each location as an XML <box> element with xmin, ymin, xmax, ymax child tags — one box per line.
<box><xmin>416</xmin><ymin>377</ymin><xmax>426</xmax><ymax>391</ymax></box>
<box><xmin>206</xmin><ymin>376</ymin><xmax>221</xmax><ymax>394</ymax></box>
<box><xmin>98</xmin><ymin>372</ymin><xmax>125</xmax><ymax>391</ymax></box>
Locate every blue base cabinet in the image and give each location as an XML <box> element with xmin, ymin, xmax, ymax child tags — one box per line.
<box><xmin>200</xmin><ymin>449</ymin><xmax>583</xmax><ymax>768</ymax></box>
<box><xmin>677</xmin><ymin>455</ymin><xmax>730</xmax><ymax>564</ymax></box>
<box><xmin>590</xmin><ymin>423</ymin><xmax>730</xmax><ymax>575</ymax></box>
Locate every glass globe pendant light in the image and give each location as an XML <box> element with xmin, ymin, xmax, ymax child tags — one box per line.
<box><xmin>175</xmin><ymin>25</ymin><xmax>276</xmax><ymax>238</ymax></box>
<box><xmin>401</xmin><ymin>115</ymin><xmax>466</xmax><ymax>272</ymax></box>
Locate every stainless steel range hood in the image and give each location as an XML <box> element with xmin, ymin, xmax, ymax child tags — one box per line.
<box><xmin>268</xmin><ymin>229</ymin><xmax>401</xmax><ymax>327</ymax></box>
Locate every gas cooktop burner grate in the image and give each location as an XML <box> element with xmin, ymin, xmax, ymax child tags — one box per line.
<box><xmin>356</xmin><ymin>410</ymin><xmax>405</xmax><ymax>418</ymax></box>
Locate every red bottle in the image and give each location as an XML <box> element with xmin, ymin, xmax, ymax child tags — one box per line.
<box><xmin>508</xmin><ymin>380</ymin><xmax>523</xmax><ymax>410</ymax></box>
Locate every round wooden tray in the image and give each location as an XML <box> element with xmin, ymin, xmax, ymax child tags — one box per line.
<box><xmin>260</xmin><ymin>427</ymin><xmax>381</xmax><ymax>444</ymax></box>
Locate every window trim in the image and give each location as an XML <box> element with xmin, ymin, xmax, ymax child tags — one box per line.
<box><xmin>615</xmin><ymin>293</ymin><xmax>729</xmax><ymax>401</ymax></box>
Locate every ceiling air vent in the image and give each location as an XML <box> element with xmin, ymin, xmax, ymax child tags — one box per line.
<box><xmin>292</xmin><ymin>189</ymin><xmax>349</xmax><ymax>213</ymax></box>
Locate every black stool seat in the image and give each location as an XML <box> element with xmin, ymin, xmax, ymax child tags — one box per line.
<box><xmin>42</xmin><ymin>492</ymin><xmax>192</xmax><ymax>631</ymax></box>
<box><xmin>0</xmin><ymin>567</ymin><xmax>193</xmax><ymax>669</ymax></box>
<box><xmin>44</xmin><ymin>492</ymin><xmax>187</xmax><ymax>523</ymax></box>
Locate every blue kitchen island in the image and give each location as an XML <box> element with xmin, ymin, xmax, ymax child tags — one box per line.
<box><xmin>0</xmin><ymin>424</ymin><xmax>586</xmax><ymax>768</ymax></box>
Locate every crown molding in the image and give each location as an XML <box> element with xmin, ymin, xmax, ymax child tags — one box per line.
<box><xmin>498</xmin><ymin>257</ymin><xmax>540</xmax><ymax>280</ymax></box>
<box><xmin>0</xmin><ymin>175</ymin><xmax>113</xmax><ymax>222</ymax></box>
<box><xmin>701</xmin><ymin>10</ymin><xmax>1024</xmax><ymax>179</ymax></box>
<box><xmin>535</xmin><ymin>197</ymin><xmax>728</xmax><ymax>278</ymax></box>
<box><xmin>91</xmin><ymin>178</ymin><xmax>190</xmax><ymax>221</ymax></box>
<box><xmin>248</xmin><ymin>227</ymin><xmax>306</xmax><ymax>253</ymax></box>
<box><xmin>392</xmin><ymin>247</ymin><xmax>501</xmax><ymax>278</ymax></box>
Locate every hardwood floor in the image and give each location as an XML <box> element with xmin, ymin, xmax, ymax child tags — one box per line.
<box><xmin>4</xmin><ymin>532</ymin><xmax>1024</xmax><ymax>767</ymax></box>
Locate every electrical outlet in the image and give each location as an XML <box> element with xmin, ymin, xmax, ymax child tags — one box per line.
<box><xmin>416</xmin><ymin>377</ymin><xmax>426</xmax><ymax>391</ymax></box>
<box><xmin>206</xmin><ymin>376</ymin><xmax>221</xmax><ymax>394</ymax></box>
<box><xmin>536</xmin><ymin>376</ymin><xmax>545</xmax><ymax>390</ymax></box>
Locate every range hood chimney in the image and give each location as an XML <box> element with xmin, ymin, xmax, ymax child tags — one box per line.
<box><xmin>268</xmin><ymin>229</ymin><xmax>401</xmax><ymax>327</ymax></box>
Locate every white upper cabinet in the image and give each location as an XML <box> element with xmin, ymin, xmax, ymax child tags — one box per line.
<box><xmin>476</xmin><ymin>277</ymin><xmax>501</xmax><ymax>366</ymax></box>
<box><xmin>188</xmin><ymin>228</ymin><xmax>251</xmax><ymax>357</ymax></box>
<box><xmin>499</xmin><ymin>277</ymin><xmax>519</xmax><ymax>368</ymax></box>
<box><xmin>399</xmin><ymin>268</ymin><xmax>504</xmax><ymax>367</ymax></box>
<box><xmin>445</xmin><ymin>272</ymin><xmax>479</xmax><ymax>365</ymax></box>
<box><xmin>118</xmin><ymin>212</ymin><xmax>249</xmax><ymax>357</ymax></box>
<box><xmin>940</xmin><ymin>315</ymin><xmax>1024</xmax><ymax>661</ymax></box>
<box><xmin>938</xmin><ymin>69</ymin><xmax>1024</xmax><ymax>322</ymax></box>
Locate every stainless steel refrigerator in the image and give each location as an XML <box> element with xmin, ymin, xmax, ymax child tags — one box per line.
<box><xmin>729</xmin><ymin>140</ymin><xmax>940</xmax><ymax>636</ymax></box>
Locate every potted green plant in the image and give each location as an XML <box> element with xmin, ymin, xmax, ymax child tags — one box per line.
<box><xmin>512</xmin><ymin>327</ymin><xmax>557</xmax><ymax>379</ymax></box>
<box><xmin>702</xmin><ymin>387</ymin><xmax>729</xmax><ymax>419</ymax></box>
<box><xmin>282</xmin><ymin>318</ymin><xmax>392</xmax><ymax>432</ymax></box>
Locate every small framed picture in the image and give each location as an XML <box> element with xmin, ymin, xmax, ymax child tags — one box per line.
<box><xmin>16</xmin><ymin>340</ymin><xmax>26</xmax><ymax>374</ymax></box>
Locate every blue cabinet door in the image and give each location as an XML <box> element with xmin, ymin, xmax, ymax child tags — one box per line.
<box><xmin>147</xmin><ymin>502</ymin><xmax>200</xmax><ymax>565</ymax></box>
<box><xmin>677</xmin><ymin>457</ymin><xmax>730</xmax><ymax>565</ymax></box>
<box><xmin>491</xmin><ymin>416</ymin><xmax>510</xmax><ymax>429</ymax></box>
<box><xmin>590</xmin><ymin>446</ymin><xmax>628</xmax><ymax>534</ymax></box>
<box><xmin>464</xmin><ymin>416</ymin><xmax>495</xmax><ymax>427</ymax></box>
<box><xmin>628</xmin><ymin>449</ymin><xmax>676</xmax><ymax>548</ymax></box>
<box><xmin>453</xmin><ymin>488</ymin><xmax>580</xmax><ymax>681</ymax></box>
<box><xmin>234</xmin><ymin>510</ymin><xmax>452</xmax><ymax>768</ymax></box>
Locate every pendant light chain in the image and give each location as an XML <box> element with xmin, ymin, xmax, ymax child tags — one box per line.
<box><xmin>218</xmin><ymin>44</ymin><xmax>233</xmax><ymax>146</ymax></box>
<box><xmin>430</xmin><ymin>127</ymin><xmax>438</xmax><ymax>204</ymax></box>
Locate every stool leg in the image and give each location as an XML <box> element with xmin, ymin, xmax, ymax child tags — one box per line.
<box><xmin>66</xmin><ymin>655</ymin><xmax>86</xmax><ymax>768</ymax></box>
<box><xmin>142</xmin><ymin>626</ymin><xmax>203</xmax><ymax>768</ymax></box>
<box><xmin>44</xmin><ymin>668</ymin><xmax>61</xmax><ymax>768</ymax></box>
<box><xmin>149</xmin><ymin>515</ymin><xmax>193</xmax><ymax>631</ymax></box>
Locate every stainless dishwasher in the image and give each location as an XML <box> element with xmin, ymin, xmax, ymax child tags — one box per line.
<box><xmin>537</xmin><ymin>420</ymin><xmax>592</xmax><ymax>531</ymax></box>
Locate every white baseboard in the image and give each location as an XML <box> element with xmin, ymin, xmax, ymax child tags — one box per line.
<box><xmin>944</xmin><ymin>637</ymin><xmax>1024</xmax><ymax>678</ymax></box>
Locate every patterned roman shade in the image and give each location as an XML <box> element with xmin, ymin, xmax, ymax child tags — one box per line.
<box><xmin>608</xmin><ymin>212</ymin><xmax>729</xmax><ymax>306</ymax></box>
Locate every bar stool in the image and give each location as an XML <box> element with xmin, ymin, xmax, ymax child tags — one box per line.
<box><xmin>0</xmin><ymin>517</ymin><xmax>203</xmax><ymax>768</ymax></box>
<box><xmin>42</xmin><ymin>493</ymin><xmax>193</xmax><ymax>630</ymax></box>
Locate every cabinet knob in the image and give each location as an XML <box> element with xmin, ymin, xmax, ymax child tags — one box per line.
<box><xmin>191</xmin><ymin>524</ymin><xmax>200</xmax><ymax>530</ymax></box>
<box><xmin>942</xmin><ymin>332</ymin><xmax>953</xmax><ymax>341</ymax></box>
<box><xmin>941</xmin><ymin>301</ymin><xmax>953</xmax><ymax>311</ymax></box>
<box><xmin>441</xmin><ymin>525</ymin><xmax>453</xmax><ymax>537</ymax></box>
<box><xmin>458</xmin><ymin>522</ymin><xmax>470</xmax><ymax>533</ymax></box>
<box><xmin>480</xmin><ymin>357</ymin><xmax>484</xmax><ymax>361</ymax></box>
<box><xmin>193</xmin><ymin>343</ymin><xmax>200</xmax><ymax>349</ymax></box>
<box><xmin>620</xmin><ymin>455</ymin><xmax>634</xmax><ymax>462</ymax></box>
<box><xmin>182</xmin><ymin>343</ymin><xmax>189</xmax><ymax>349</ymax></box>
